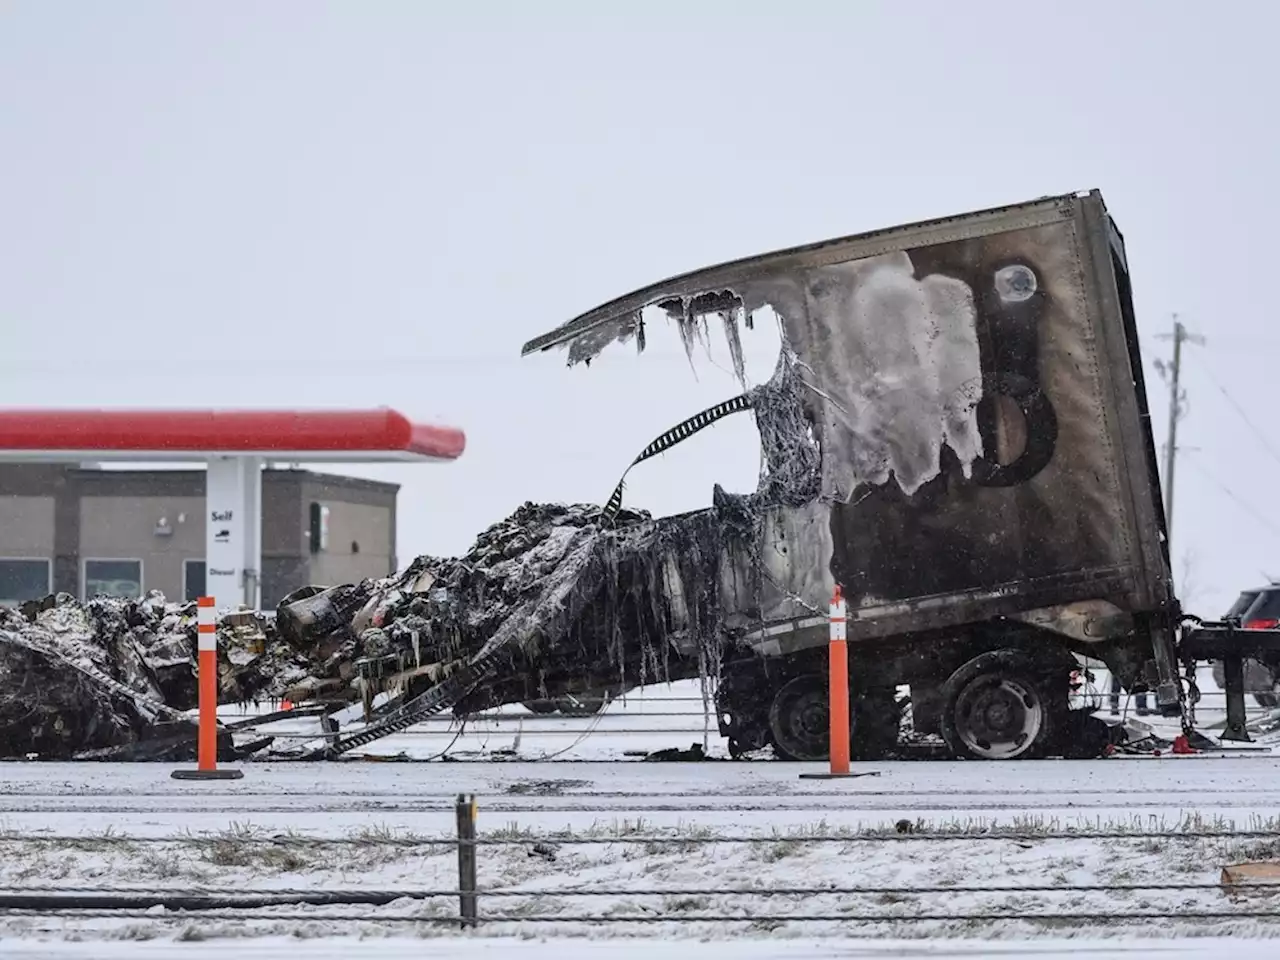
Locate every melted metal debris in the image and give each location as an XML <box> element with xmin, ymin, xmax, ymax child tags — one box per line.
<box><xmin>286</xmin><ymin>351</ymin><xmax>821</xmax><ymax>751</ymax></box>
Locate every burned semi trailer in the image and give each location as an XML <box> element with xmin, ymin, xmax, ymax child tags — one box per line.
<box><xmin>522</xmin><ymin>190</ymin><xmax>1186</xmax><ymax>762</ymax></box>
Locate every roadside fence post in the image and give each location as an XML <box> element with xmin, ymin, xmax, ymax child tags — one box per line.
<box><xmin>456</xmin><ymin>793</ymin><xmax>478</xmax><ymax>928</ymax></box>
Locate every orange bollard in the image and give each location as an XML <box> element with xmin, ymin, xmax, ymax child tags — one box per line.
<box><xmin>172</xmin><ymin>597</ymin><xmax>244</xmax><ymax>781</ymax></box>
<box><xmin>828</xmin><ymin>585</ymin><xmax>850</xmax><ymax>776</ymax></box>
<box><xmin>800</xmin><ymin>584</ymin><xmax>867</xmax><ymax>780</ymax></box>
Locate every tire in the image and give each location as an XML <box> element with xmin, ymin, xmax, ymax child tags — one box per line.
<box><xmin>522</xmin><ymin>700</ymin><xmax>558</xmax><ymax>715</ymax></box>
<box><xmin>939</xmin><ymin>649</ymin><xmax>1059</xmax><ymax>761</ymax></box>
<box><xmin>767</xmin><ymin>674</ymin><xmax>850</xmax><ymax>762</ymax></box>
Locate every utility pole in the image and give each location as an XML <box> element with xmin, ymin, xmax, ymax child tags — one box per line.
<box><xmin>1154</xmin><ymin>314</ymin><xmax>1205</xmax><ymax>545</ymax></box>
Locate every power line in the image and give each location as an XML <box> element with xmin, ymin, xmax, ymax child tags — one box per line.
<box><xmin>1196</xmin><ymin>358</ymin><xmax>1280</xmax><ymax>471</ymax></box>
<box><xmin>1145</xmin><ymin>325</ymin><xmax>1280</xmax><ymax>545</ymax></box>
<box><xmin>1180</xmin><ymin>453</ymin><xmax>1280</xmax><ymax>541</ymax></box>
<box><xmin>1185</xmin><ymin>336</ymin><xmax>1280</xmax><ymax>353</ymax></box>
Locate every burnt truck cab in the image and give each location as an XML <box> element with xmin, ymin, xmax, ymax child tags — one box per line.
<box><xmin>524</xmin><ymin>190</ymin><xmax>1186</xmax><ymax>761</ymax></box>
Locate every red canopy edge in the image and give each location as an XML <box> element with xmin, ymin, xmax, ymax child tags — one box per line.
<box><xmin>0</xmin><ymin>408</ymin><xmax>466</xmax><ymax>461</ymax></box>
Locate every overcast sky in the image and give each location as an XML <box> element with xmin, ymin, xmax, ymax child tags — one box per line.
<box><xmin>2</xmin><ymin>1</ymin><xmax>1278</xmax><ymax>616</ymax></box>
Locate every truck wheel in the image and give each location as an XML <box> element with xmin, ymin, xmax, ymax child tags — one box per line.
<box><xmin>523</xmin><ymin>700</ymin><xmax>558</xmax><ymax>715</ymax></box>
<box><xmin>768</xmin><ymin>674</ymin><xmax>850</xmax><ymax>762</ymax></box>
<box><xmin>939</xmin><ymin>650</ymin><xmax>1057</xmax><ymax>760</ymax></box>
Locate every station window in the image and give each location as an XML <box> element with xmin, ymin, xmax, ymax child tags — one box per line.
<box><xmin>0</xmin><ymin>558</ymin><xmax>52</xmax><ymax>607</ymax></box>
<box><xmin>83</xmin><ymin>559</ymin><xmax>143</xmax><ymax>600</ymax></box>
<box><xmin>184</xmin><ymin>559</ymin><xmax>207</xmax><ymax>603</ymax></box>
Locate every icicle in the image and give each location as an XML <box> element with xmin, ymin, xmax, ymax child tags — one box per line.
<box><xmin>721</xmin><ymin>307</ymin><xmax>747</xmax><ymax>387</ymax></box>
<box><xmin>674</xmin><ymin>299</ymin><xmax>700</xmax><ymax>374</ymax></box>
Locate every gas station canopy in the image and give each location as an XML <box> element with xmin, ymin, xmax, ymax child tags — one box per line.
<box><xmin>0</xmin><ymin>408</ymin><xmax>466</xmax><ymax>611</ymax></box>
<box><xmin>0</xmin><ymin>408</ymin><xmax>465</xmax><ymax>462</ymax></box>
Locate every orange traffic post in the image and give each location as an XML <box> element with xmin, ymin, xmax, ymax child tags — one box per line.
<box><xmin>172</xmin><ymin>596</ymin><xmax>243</xmax><ymax>781</ymax></box>
<box><xmin>800</xmin><ymin>585</ymin><xmax>863</xmax><ymax>780</ymax></box>
<box><xmin>828</xmin><ymin>585</ymin><xmax>851</xmax><ymax>775</ymax></box>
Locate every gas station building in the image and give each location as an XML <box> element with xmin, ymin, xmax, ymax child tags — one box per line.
<box><xmin>0</xmin><ymin>409</ymin><xmax>465</xmax><ymax>611</ymax></box>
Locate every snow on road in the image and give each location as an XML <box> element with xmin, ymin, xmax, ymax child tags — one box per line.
<box><xmin>5</xmin><ymin>936</ymin><xmax>1280</xmax><ymax>960</ymax></box>
<box><xmin>3</xmin><ymin>750</ymin><xmax>1279</xmax><ymax>836</ymax></box>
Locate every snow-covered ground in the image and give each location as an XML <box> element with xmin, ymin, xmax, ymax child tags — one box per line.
<box><xmin>2</xmin><ymin>664</ymin><xmax>1278</xmax><ymax>951</ymax></box>
<box><xmin>2</xmin><ymin>756</ymin><xmax>1280</xmax><ymax>946</ymax></box>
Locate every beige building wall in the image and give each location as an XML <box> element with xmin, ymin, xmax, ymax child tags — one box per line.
<box><xmin>0</xmin><ymin>465</ymin><xmax>399</xmax><ymax>605</ymax></box>
<box><xmin>79</xmin><ymin>496</ymin><xmax>205</xmax><ymax>599</ymax></box>
<box><xmin>307</xmin><ymin>501</ymin><xmax>395</xmax><ymax>586</ymax></box>
<box><xmin>0</xmin><ymin>495</ymin><xmax>56</xmax><ymax>558</ymax></box>
<box><xmin>0</xmin><ymin>495</ymin><xmax>56</xmax><ymax>601</ymax></box>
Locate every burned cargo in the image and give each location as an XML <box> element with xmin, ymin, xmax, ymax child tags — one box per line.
<box><xmin>0</xmin><ymin>591</ymin><xmax>316</xmax><ymax>760</ymax></box>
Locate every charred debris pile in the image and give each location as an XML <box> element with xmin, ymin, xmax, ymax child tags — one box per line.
<box><xmin>0</xmin><ymin>591</ymin><xmax>313</xmax><ymax>761</ymax></box>
<box><xmin>0</xmin><ymin>357</ymin><xmax>822</xmax><ymax>761</ymax></box>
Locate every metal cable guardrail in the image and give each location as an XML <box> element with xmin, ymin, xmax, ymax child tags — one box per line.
<box><xmin>215</xmin><ymin>696</ymin><xmax>1277</xmax><ymax>720</ymax></box>
<box><xmin>4</xmin><ymin>797</ymin><xmax>1280</xmax><ymax>932</ymax></box>
<box><xmin>241</xmin><ymin>727</ymin><xmax>721</xmax><ymax>739</ymax></box>
<box><xmin>6</xmin><ymin>829</ymin><xmax>1280</xmax><ymax>847</ymax></box>
<box><xmin>214</xmin><ymin>690</ymin><xmax>1280</xmax><ymax>718</ymax></box>
<box><xmin>8</xmin><ymin>910</ymin><xmax>1280</xmax><ymax>924</ymax></box>
<box><xmin>210</xmin><ymin>691</ymin><xmax>1279</xmax><ymax>755</ymax></box>
<box><xmin>9</xmin><ymin>881</ymin><xmax>1280</xmax><ymax>898</ymax></box>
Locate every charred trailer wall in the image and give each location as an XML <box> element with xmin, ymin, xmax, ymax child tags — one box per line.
<box><xmin>670</xmin><ymin>195</ymin><xmax>1175</xmax><ymax>669</ymax></box>
<box><xmin>782</xmin><ymin>195</ymin><xmax>1174</xmax><ymax>651</ymax></box>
